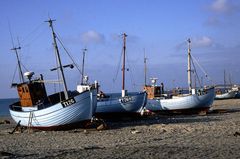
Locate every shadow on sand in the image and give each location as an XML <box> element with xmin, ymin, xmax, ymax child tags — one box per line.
<box><xmin>104</xmin><ymin>114</ymin><xmax>216</xmax><ymax>130</ymax></box>
<box><xmin>102</xmin><ymin>107</ymin><xmax>240</xmax><ymax>130</ymax></box>
<box><xmin>5</xmin><ymin>108</ymin><xmax>240</xmax><ymax>132</ymax></box>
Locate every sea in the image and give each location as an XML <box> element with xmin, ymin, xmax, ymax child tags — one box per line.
<box><xmin>0</xmin><ymin>98</ymin><xmax>18</xmax><ymax>117</ymax></box>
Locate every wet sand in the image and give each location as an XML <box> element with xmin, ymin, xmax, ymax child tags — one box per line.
<box><xmin>0</xmin><ymin>99</ymin><xmax>240</xmax><ymax>158</ymax></box>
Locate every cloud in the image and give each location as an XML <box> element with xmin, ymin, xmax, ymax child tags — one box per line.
<box><xmin>59</xmin><ymin>31</ymin><xmax>105</xmax><ymax>46</ymax></box>
<box><xmin>192</xmin><ymin>36</ymin><xmax>214</xmax><ymax>48</ymax></box>
<box><xmin>175</xmin><ymin>36</ymin><xmax>214</xmax><ymax>50</ymax></box>
<box><xmin>210</xmin><ymin>0</ymin><xmax>239</xmax><ymax>13</ymax></box>
<box><xmin>204</xmin><ymin>0</ymin><xmax>240</xmax><ymax>27</ymax></box>
<box><xmin>110</xmin><ymin>33</ymin><xmax>121</xmax><ymax>41</ymax></box>
<box><xmin>204</xmin><ymin>16</ymin><xmax>221</xmax><ymax>26</ymax></box>
<box><xmin>211</xmin><ymin>0</ymin><xmax>230</xmax><ymax>12</ymax></box>
<box><xmin>80</xmin><ymin>30</ymin><xmax>105</xmax><ymax>45</ymax></box>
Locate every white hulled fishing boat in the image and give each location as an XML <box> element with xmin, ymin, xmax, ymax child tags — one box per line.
<box><xmin>145</xmin><ymin>39</ymin><xmax>215</xmax><ymax>113</ymax></box>
<box><xmin>215</xmin><ymin>71</ymin><xmax>237</xmax><ymax>100</ymax></box>
<box><xmin>215</xmin><ymin>88</ymin><xmax>236</xmax><ymax>100</ymax></box>
<box><xmin>9</xmin><ymin>19</ymin><xmax>97</xmax><ymax>130</ymax></box>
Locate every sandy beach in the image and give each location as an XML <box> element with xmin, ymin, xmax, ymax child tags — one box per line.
<box><xmin>0</xmin><ymin>99</ymin><xmax>240</xmax><ymax>159</ymax></box>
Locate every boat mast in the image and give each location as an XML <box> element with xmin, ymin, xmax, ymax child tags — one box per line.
<box><xmin>11</xmin><ymin>46</ymin><xmax>24</xmax><ymax>83</ymax></box>
<box><xmin>187</xmin><ymin>38</ymin><xmax>192</xmax><ymax>93</ymax></box>
<box><xmin>81</xmin><ymin>48</ymin><xmax>87</xmax><ymax>84</ymax></box>
<box><xmin>228</xmin><ymin>72</ymin><xmax>232</xmax><ymax>86</ymax></box>
<box><xmin>224</xmin><ymin>69</ymin><xmax>226</xmax><ymax>89</ymax></box>
<box><xmin>46</xmin><ymin>19</ymin><xmax>69</xmax><ymax>100</ymax></box>
<box><xmin>122</xmin><ymin>33</ymin><xmax>127</xmax><ymax>97</ymax></box>
<box><xmin>144</xmin><ymin>49</ymin><xmax>147</xmax><ymax>86</ymax></box>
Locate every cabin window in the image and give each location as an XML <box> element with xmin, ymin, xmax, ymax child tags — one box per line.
<box><xmin>17</xmin><ymin>88</ymin><xmax>22</xmax><ymax>92</ymax></box>
<box><xmin>25</xmin><ymin>87</ymin><xmax>29</xmax><ymax>93</ymax></box>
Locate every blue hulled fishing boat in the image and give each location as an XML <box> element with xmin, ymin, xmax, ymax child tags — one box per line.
<box><xmin>77</xmin><ymin>33</ymin><xmax>147</xmax><ymax>116</ymax></box>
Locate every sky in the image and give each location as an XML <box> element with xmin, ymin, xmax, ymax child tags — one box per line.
<box><xmin>0</xmin><ymin>0</ymin><xmax>240</xmax><ymax>98</ymax></box>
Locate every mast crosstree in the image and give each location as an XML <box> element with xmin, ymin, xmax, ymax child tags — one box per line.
<box><xmin>46</xmin><ymin>19</ymin><xmax>69</xmax><ymax>100</ymax></box>
<box><xmin>11</xmin><ymin>46</ymin><xmax>24</xmax><ymax>83</ymax></box>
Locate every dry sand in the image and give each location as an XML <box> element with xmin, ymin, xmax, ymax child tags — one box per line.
<box><xmin>0</xmin><ymin>99</ymin><xmax>240</xmax><ymax>159</ymax></box>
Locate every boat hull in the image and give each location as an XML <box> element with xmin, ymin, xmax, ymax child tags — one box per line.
<box><xmin>235</xmin><ymin>92</ymin><xmax>240</xmax><ymax>98</ymax></box>
<box><xmin>9</xmin><ymin>89</ymin><xmax>97</xmax><ymax>130</ymax></box>
<box><xmin>146</xmin><ymin>87</ymin><xmax>215</xmax><ymax>112</ymax></box>
<box><xmin>96</xmin><ymin>92</ymin><xmax>147</xmax><ymax>115</ymax></box>
<box><xmin>215</xmin><ymin>90</ymin><xmax>236</xmax><ymax>100</ymax></box>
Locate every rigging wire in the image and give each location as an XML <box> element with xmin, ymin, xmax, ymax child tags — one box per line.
<box><xmin>112</xmin><ymin>35</ymin><xmax>137</xmax><ymax>91</ymax></box>
<box><xmin>55</xmin><ymin>32</ymin><xmax>83</xmax><ymax>74</ymax></box>
<box><xmin>191</xmin><ymin>56</ymin><xmax>202</xmax><ymax>88</ymax></box>
<box><xmin>21</xmin><ymin>22</ymin><xmax>46</xmax><ymax>48</ymax></box>
<box><xmin>191</xmin><ymin>54</ymin><xmax>215</xmax><ymax>85</ymax></box>
<box><xmin>20</xmin><ymin>62</ymin><xmax>29</xmax><ymax>72</ymax></box>
<box><xmin>113</xmin><ymin>47</ymin><xmax>123</xmax><ymax>83</ymax></box>
<box><xmin>126</xmin><ymin>51</ymin><xmax>136</xmax><ymax>90</ymax></box>
<box><xmin>8</xmin><ymin>21</ymin><xmax>26</xmax><ymax>83</ymax></box>
<box><xmin>11</xmin><ymin>64</ymin><xmax>18</xmax><ymax>86</ymax></box>
<box><xmin>8</xmin><ymin>20</ymin><xmax>37</xmax><ymax>84</ymax></box>
<box><xmin>21</xmin><ymin>22</ymin><xmax>45</xmax><ymax>43</ymax></box>
<box><xmin>8</xmin><ymin>20</ymin><xmax>15</xmax><ymax>48</ymax></box>
<box><xmin>53</xmin><ymin>43</ymin><xmax>62</xmax><ymax>100</ymax></box>
<box><xmin>17</xmin><ymin>40</ymin><xmax>29</xmax><ymax>73</ymax></box>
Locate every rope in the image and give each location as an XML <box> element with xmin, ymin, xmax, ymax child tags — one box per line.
<box><xmin>191</xmin><ymin>55</ymin><xmax>202</xmax><ymax>88</ymax></box>
<box><xmin>20</xmin><ymin>61</ymin><xmax>29</xmax><ymax>72</ymax></box>
<box><xmin>53</xmin><ymin>45</ymin><xmax>62</xmax><ymax>101</ymax></box>
<box><xmin>11</xmin><ymin>64</ymin><xmax>18</xmax><ymax>86</ymax></box>
<box><xmin>126</xmin><ymin>51</ymin><xmax>136</xmax><ymax>90</ymax></box>
<box><xmin>191</xmin><ymin>54</ymin><xmax>215</xmax><ymax>85</ymax></box>
<box><xmin>21</xmin><ymin>22</ymin><xmax>46</xmax><ymax>48</ymax></box>
<box><xmin>112</xmin><ymin>47</ymin><xmax>123</xmax><ymax>83</ymax></box>
<box><xmin>8</xmin><ymin>20</ymin><xmax>15</xmax><ymax>48</ymax></box>
<box><xmin>22</xmin><ymin>22</ymin><xmax>44</xmax><ymax>43</ymax></box>
<box><xmin>55</xmin><ymin>32</ymin><xmax>82</xmax><ymax>74</ymax></box>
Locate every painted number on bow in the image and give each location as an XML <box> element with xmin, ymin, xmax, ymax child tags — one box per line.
<box><xmin>61</xmin><ymin>98</ymin><xmax>76</xmax><ymax>107</ymax></box>
<box><xmin>120</xmin><ymin>96</ymin><xmax>133</xmax><ymax>103</ymax></box>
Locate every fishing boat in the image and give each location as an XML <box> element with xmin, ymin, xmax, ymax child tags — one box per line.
<box><xmin>233</xmin><ymin>85</ymin><xmax>240</xmax><ymax>98</ymax></box>
<box><xmin>145</xmin><ymin>39</ymin><xmax>215</xmax><ymax>113</ymax></box>
<box><xmin>9</xmin><ymin>19</ymin><xmax>97</xmax><ymax>130</ymax></box>
<box><xmin>215</xmin><ymin>71</ymin><xmax>237</xmax><ymax>100</ymax></box>
<box><xmin>215</xmin><ymin>90</ymin><xmax>236</xmax><ymax>99</ymax></box>
<box><xmin>89</xmin><ymin>33</ymin><xmax>147</xmax><ymax>116</ymax></box>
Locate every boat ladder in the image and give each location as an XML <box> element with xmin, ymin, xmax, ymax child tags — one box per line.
<box><xmin>28</xmin><ymin>111</ymin><xmax>34</xmax><ymax>133</ymax></box>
